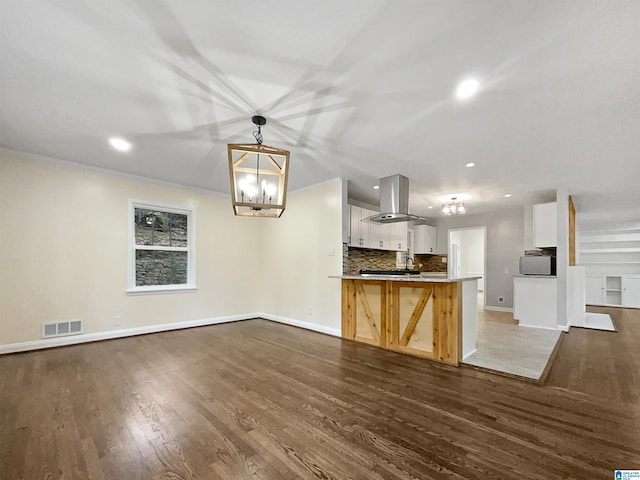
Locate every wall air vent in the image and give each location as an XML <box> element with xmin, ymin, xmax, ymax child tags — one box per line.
<box><xmin>41</xmin><ymin>320</ymin><xmax>83</xmax><ymax>338</ymax></box>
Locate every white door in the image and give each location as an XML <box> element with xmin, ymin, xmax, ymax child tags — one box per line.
<box><xmin>623</xmin><ymin>276</ymin><xmax>640</xmax><ymax>308</ymax></box>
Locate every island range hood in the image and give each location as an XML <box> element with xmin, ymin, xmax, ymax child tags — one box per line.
<box><xmin>366</xmin><ymin>174</ymin><xmax>429</xmax><ymax>223</ymax></box>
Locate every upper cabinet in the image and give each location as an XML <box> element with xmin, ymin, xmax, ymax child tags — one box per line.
<box><xmin>390</xmin><ymin>222</ymin><xmax>408</xmax><ymax>251</ymax></box>
<box><xmin>348</xmin><ymin>205</ymin><xmax>407</xmax><ymax>251</ymax></box>
<box><xmin>349</xmin><ymin>205</ymin><xmax>371</xmax><ymax>247</ymax></box>
<box><xmin>533</xmin><ymin>202</ymin><xmax>557</xmax><ymax>248</ymax></box>
<box><xmin>414</xmin><ymin>225</ymin><xmax>437</xmax><ymax>254</ymax></box>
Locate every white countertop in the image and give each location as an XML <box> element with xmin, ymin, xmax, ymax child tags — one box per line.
<box><xmin>330</xmin><ymin>275</ymin><xmax>481</xmax><ymax>283</ymax></box>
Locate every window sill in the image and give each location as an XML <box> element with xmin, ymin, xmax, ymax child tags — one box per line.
<box><xmin>126</xmin><ymin>285</ymin><xmax>198</xmax><ymax>296</ymax></box>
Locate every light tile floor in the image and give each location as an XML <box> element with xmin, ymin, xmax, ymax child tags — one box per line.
<box><xmin>582</xmin><ymin>312</ymin><xmax>615</xmax><ymax>331</ymax></box>
<box><xmin>463</xmin><ymin>294</ymin><xmax>562</xmax><ymax>380</ymax></box>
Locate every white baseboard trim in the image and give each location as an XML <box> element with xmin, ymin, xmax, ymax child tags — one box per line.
<box><xmin>484</xmin><ymin>306</ymin><xmax>513</xmax><ymax>313</ymax></box>
<box><xmin>462</xmin><ymin>348</ymin><xmax>477</xmax><ymax>361</ymax></box>
<box><xmin>518</xmin><ymin>323</ymin><xmax>564</xmax><ymax>331</ymax></box>
<box><xmin>0</xmin><ymin>313</ymin><xmax>257</xmax><ymax>355</ymax></box>
<box><xmin>257</xmin><ymin>312</ymin><xmax>341</xmax><ymax>337</ymax></box>
<box><xmin>0</xmin><ymin>312</ymin><xmax>342</xmax><ymax>355</ymax></box>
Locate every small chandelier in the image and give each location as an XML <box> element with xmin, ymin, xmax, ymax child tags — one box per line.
<box><xmin>228</xmin><ymin>115</ymin><xmax>290</xmax><ymax>217</ymax></box>
<box><xmin>442</xmin><ymin>197</ymin><xmax>466</xmax><ymax>215</ymax></box>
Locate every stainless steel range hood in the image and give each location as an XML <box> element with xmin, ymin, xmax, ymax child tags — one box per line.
<box><xmin>366</xmin><ymin>174</ymin><xmax>429</xmax><ymax>223</ymax></box>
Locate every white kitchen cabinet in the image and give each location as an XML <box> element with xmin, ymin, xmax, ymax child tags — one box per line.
<box><xmin>369</xmin><ymin>218</ymin><xmax>386</xmax><ymax>249</ymax></box>
<box><xmin>349</xmin><ymin>205</ymin><xmax>371</xmax><ymax>248</ymax></box>
<box><xmin>513</xmin><ymin>276</ymin><xmax>558</xmax><ymax>329</ymax></box>
<box><xmin>623</xmin><ymin>275</ymin><xmax>640</xmax><ymax>308</ymax></box>
<box><xmin>533</xmin><ymin>202</ymin><xmax>557</xmax><ymax>248</ymax></box>
<box><xmin>349</xmin><ymin>205</ymin><xmax>407</xmax><ymax>251</ymax></box>
<box><xmin>585</xmin><ymin>276</ymin><xmax>604</xmax><ymax>305</ymax></box>
<box><xmin>414</xmin><ymin>225</ymin><xmax>436</xmax><ymax>254</ymax></box>
<box><xmin>370</xmin><ymin>222</ymin><xmax>406</xmax><ymax>251</ymax></box>
<box><xmin>390</xmin><ymin>222</ymin><xmax>407</xmax><ymax>251</ymax></box>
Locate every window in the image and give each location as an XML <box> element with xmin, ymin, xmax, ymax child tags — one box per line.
<box><xmin>128</xmin><ymin>201</ymin><xmax>196</xmax><ymax>294</ymax></box>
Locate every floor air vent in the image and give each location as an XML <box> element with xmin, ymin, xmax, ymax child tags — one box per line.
<box><xmin>42</xmin><ymin>320</ymin><xmax>83</xmax><ymax>338</ymax></box>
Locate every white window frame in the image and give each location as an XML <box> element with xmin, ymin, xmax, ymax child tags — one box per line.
<box><xmin>127</xmin><ymin>199</ymin><xmax>196</xmax><ymax>295</ymax></box>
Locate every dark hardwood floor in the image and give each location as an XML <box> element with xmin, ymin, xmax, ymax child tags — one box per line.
<box><xmin>1</xmin><ymin>318</ymin><xmax>639</xmax><ymax>480</ymax></box>
<box><xmin>546</xmin><ymin>306</ymin><xmax>640</xmax><ymax>403</ymax></box>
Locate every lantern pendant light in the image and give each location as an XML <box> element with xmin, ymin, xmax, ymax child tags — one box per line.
<box><xmin>227</xmin><ymin>115</ymin><xmax>290</xmax><ymax>217</ymax></box>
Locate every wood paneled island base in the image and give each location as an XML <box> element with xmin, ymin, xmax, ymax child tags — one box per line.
<box><xmin>339</xmin><ymin>276</ymin><xmax>478</xmax><ymax>365</ymax></box>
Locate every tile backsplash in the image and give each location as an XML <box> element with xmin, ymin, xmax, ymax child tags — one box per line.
<box><xmin>344</xmin><ymin>246</ymin><xmax>447</xmax><ymax>275</ymax></box>
<box><xmin>415</xmin><ymin>253</ymin><xmax>448</xmax><ymax>273</ymax></box>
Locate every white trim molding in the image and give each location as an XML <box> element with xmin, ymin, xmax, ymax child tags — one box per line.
<box><xmin>127</xmin><ymin>199</ymin><xmax>196</xmax><ymax>294</ymax></box>
<box><xmin>0</xmin><ymin>314</ymin><xmax>256</xmax><ymax>355</ymax></box>
<box><xmin>484</xmin><ymin>305</ymin><xmax>514</xmax><ymax>313</ymax></box>
<box><xmin>518</xmin><ymin>323</ymin><xmax>565</xmax><ymax>332</ymax></box>
<box><xmin>257</xmin><ymin>313</ymin><xmax>341</xmax><ymax>337</ymax></box>
<box><xmin>462</xmin><ymin>348</ymin><xmax>478</xmax><ymax>361</ymax></box>
<box><xmin>0</xmin><ymin>313</ymin><xmax>342</xmax><ymax>355</ymax></box>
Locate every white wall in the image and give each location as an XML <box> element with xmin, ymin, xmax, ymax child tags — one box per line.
<box><xmin>258</xmin><ymin>179</ymin><xmax>344</xmax><ymax>333</ymax></box>
<box><xmin>437</xmin><ymin>208</ymin><xmax>524</xmax><ymax>309</ymax></box>
<box><xmin>0</xmin><ymin>152</ymin><xmax>344</xmax><ymax>348</ymax></box>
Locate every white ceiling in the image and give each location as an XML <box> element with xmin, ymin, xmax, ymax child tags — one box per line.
<box><xmin>1</xmin><ymin>1</ymin><xmax>639</xmax><ymax>221</ymax></box>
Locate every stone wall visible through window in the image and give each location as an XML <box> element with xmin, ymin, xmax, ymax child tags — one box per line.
<box><xmin>131</xmin><ymin>205</ymin><xmax>193</xmax><ymax>290</ymax></box>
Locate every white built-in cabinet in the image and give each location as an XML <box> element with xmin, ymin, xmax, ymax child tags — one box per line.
<box><xmin>585</xmin><ymin>275</ymin><xmax>640</xmax><ymax>307</ymax></box>
<box><xmin>533</xmin><ymin>202</ymin><xmax>557</xmax><ymax>248</ymax></box>
<box><xmin>349</xmin><ymin>205</ymin><xmax>371</xmax><ymax>247</ymax></box>
<box><xmin>624</xmin><ymin>276</ymin><xmax>640</xmax><ymax>308</ymax></box>
<box><xmin>389</xmin><ymin>223</ymin><xmax>407</xmax><ymax>251</ymax></box>
<box><xmin>414</xmin><ymin>224</ymin><xmax>437</xmax><ymax>254</ymax></box>
<box><xmin>580</xmin><ymin>222</ymin><xmax>640</xmax><ymax>308</ymax></box>
<box><xmin>348</xmin><ymin>205</ymin><xmax>407</xmax><ymax>251</ymax></box>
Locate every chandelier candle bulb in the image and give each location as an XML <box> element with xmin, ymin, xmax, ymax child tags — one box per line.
<box><xmin>442</xmin><ymin>197</ymin><xmax>466</xmax><ymax>216</ymax></box>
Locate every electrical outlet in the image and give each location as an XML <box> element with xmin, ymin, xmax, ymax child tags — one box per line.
<box><xmin>498</xmin><ymin>297</ymin><xmax>504</xmax><ymax>304</ymax></box>
<box><xmin>307</xmin><ymin>306</ymin><xmax>313</xmax><ymax>316</ymax></box>
<box><xmin>113</xmin><ymin>315</ymin><xmax>121</xmax><ymax>326</ymax></box>
<box><xmin>328</xmin><ymin>247</ymin><xmax>335</xmax><ymax>256</ymax></box>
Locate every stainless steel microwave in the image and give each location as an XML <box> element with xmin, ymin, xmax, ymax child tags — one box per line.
<box><xmin>519</xmin><ymin>256</ymin><xmax>556</xmax><ymax>275</ymax></box>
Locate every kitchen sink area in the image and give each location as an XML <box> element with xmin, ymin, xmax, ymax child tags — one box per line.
<box><xmin>359</xmin><ymin>269</ymin><xmax>421</xmax><ymax>277</ymax></box>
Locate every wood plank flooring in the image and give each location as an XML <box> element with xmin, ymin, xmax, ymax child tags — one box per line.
<box><xmin>1</xmin><ymin>319</ymin><xmax>639</xmax><ymax>480</ymax></box>
<box><xmin>546</xmin><ymin>306</ymin><xmax>640</xmax><ymax>403</ymax></box>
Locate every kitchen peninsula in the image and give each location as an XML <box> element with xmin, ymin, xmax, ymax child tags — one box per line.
<box><xmin>333</xmin><ymin>274</ymin><xmax>479</xmax><ymax>365</ymax></box>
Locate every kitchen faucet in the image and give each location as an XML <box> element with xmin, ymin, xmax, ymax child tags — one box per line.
<box><xmin>405</xmin><ymin>256</ymin><xmax>415</xmax><ymax>270</ymax></box>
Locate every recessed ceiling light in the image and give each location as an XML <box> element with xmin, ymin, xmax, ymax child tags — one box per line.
<box><xmin>504</xmin><ymin>193</ymin><xmax>512</xmax><ymax>198</ymax></box>
<box><xmin>455</xmin><ymin>78</ymin><xmax>480</xmax><ymax>101</ymax></box>
<box><xmin>108</xmin><ymin>136</ymin><xmax>132</xmax><ymax>153</ymax></box>
<box><xmin>373</xmin><ymin>185</ymin><xmax>380</xmax><ymax>190</ymax></box>
<box><xmin>465</xmin><ymin>162</ymin><xmax>476</xmax><ymax>168</ymax></box>
<box><xmin>427</xmin><ymin>206</ymin><xmax>433</xmax><ymax>209</ymax></box>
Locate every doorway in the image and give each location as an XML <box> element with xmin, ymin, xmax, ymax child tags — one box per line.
<box><xmin>448</xmin><ymin>227</ymin><xmax>486</xmax><ymax>308</ymax></box>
